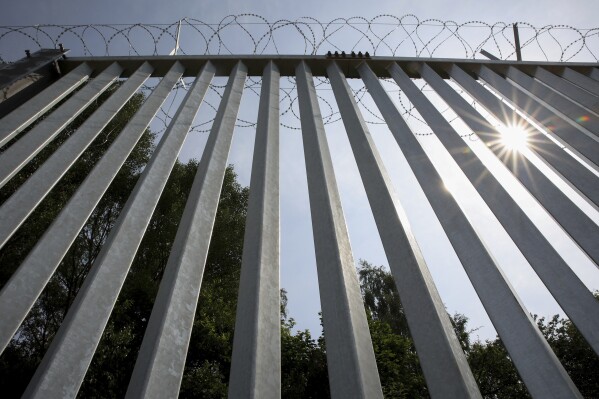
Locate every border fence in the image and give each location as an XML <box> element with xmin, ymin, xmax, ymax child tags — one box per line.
<box><xmin>0</xmin><ymin>15</ymin><xmax>598</xmax><ymax>399</ymax></box>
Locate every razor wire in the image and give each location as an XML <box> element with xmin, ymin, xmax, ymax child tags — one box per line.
<box><xmin>1</xmin><ymin>14</ymin><xmax>598</xmax><ymax>135</ymax></box>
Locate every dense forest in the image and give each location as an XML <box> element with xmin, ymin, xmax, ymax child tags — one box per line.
<box><xmin>0</xmin><ymin>84</ymin><xmax>597</xmax><ymax>398</ymax></box>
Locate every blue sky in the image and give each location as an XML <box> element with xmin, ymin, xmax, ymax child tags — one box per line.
<box><xmin>2</xmin><ymin>0</ymin><xmax>599</xmax><ymax>28</ymax></box>
<box><xmin>1</xmin><ymin>1</ymin><xmax>599</xmax><ymax>341</ymax></box>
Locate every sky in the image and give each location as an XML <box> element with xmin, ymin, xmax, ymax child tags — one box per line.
<box><xmin>1</xmin><ymin>0</ymin><xmax>599</xmax><ymax>344</ymax></box>
<box><xmin>1</xmin><ymin>0</ymin><xmax>599</xmax><ymax>28</ymax></box>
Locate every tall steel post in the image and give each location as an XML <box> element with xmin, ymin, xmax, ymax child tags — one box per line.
<box><xmin>296</xmin><ymin>61</ymin><xmax>383</xmax><ymax>399</ymax></box>
<box><xmin>228</xmin><ymin>61</ymin><xmax>281</xmax><ymax>399</ymax></box>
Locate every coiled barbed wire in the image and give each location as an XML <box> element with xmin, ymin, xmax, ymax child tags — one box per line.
<box><xmin>1</xmin><ymin>15</ymin><xmax>597</xmax><ymax>135</ymax></box>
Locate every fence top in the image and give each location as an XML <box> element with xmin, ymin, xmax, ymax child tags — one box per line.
<box><xmin>57</xmin><ymin>54</ymin><xmax>599</xmax><ymax>78</ymax></box>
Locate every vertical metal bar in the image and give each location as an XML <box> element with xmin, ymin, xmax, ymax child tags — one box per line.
<box><xmin>18</xmin><ymin>62</ymin><xmax>215</xmax><ymax>399</ymax></box>
<box><xmin>0</xmin><ymin>63</ymin><xmax>92</xmax><ymax>147</ymax></box>
<box><xmin>390</xmin><ymin>62</ymin><xmax>599</xmax><ymax>357</ymax></box>
<box><xmin>359</xmin><ymin>62</ymin><xmax>581</xmax><ymax>399</ymax></box>
<box><xmin>560</xmin><ymin>67</ymin><xmax>599</xmax><ymax>97</ymax></box>
<box><xmin>476</xmin><ymin>65</ymin><xmax>599</xmax><ymax>167</ymax></box>
<box><xmin>125</xmin><ymin>62</ymin><xmax>247</xmax><ymax>399</ymax></box>
<box><xmin>533</xmin><ymin>67</ymin><xmax>599</xmax><ymax>112</ymax></box>
<box><xmin>0</xmin><ymin>61</ymin><xmax>185</xmax><ymax>355</ymax></box>
<box><xmin>328</xmin><ymin>62</ymin><xmax>481</xmax><ymax>398</ymax></box>
<box><xmin>0</xmin><ymin>62</ymin><xmax>153</xmax><ymax>250</ymax></box>
<box><xmin>420</xmin><ymin>63</ymin><xmax>599</xmax><ymax>266</ymax></box>
<box><xmin>0</xmin><ymin>62</ymin><xmax>123</xmax><ymax>188</ymax></box>
<box><xmin>513</xmin><ymin>23</ymin><xmax>522</xmax><ymax>61</ymax></box>
<box><xmin>295</xmin><ymin>61</ymin><xmax>383</xmax><ymax>399</ymax></box>
<box><xmin>504</xmin><ymin>66</ymin><xmax>599</xmax><ymax>136</ymax></box>
<box><xmin>228</xmin><ymin>61</ymin><xmax>280</xmax><ymax>398</ymax></box>
<box><xmin>447</xmin><ymin>64</ymin><xmax>599</xmax><ymax>207</ymax></box>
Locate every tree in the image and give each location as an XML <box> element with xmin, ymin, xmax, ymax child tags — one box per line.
<box><xmin>358</xmin><ymin>261</ymin><xmax>428</xmax><ymax>398</ymax></box>
<box><xmin>466</xmin><ymin>339</ymin><xmax>529</xmax><ymax>398</ymax></box>
<box><xmin>357</xmin><ymin>261</ymin><xmax>599</xmax><ymax>399</ymax></box>
<box><xmin>358</xmin><ymin>261</ymin><xmax>409</xmax><ymax>337</ymax></box>
<box><xmin>535</xmin><ymin>300</ymin><xmax>599</xmax><ymax>398</ymax></box>
<box><xmin>280</xmin><ymin>289</ymin><xmax>329</xmax><ymax>398</ymax></box>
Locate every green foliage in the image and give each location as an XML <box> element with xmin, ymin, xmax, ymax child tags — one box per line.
<box><xmin>280</xmin><ymin>289</ymin><xmax>329</xmax><ymax>398</ymax></box>
<box><xmin>358</xmin><ymin>261</ymin><xmax>599</xmax><ymax>399</ymax></box>
<box><xmin>79</xmin><ymin>161</ymin><xmax>249</xmax><ymax>398</ymax></box>
<box><xmin>358</xmin><ymin>260</ymin><xmax>409</xmax><ymax>337</ymax></box>
<box><xmin>0</xmin><ymin>81</ymin><xmax>250</xmax><ymax>397</ymax></box>
<box><xmin>467</xmin><ymin>339</ymin><xmax>529</xmax><ymax>398</ymax></box>
<box><xmin>368</xmin><ymin>318</ymin><xmax>428</xmax><ymax>398</ymax></box>
<box><xmin>358</xmin><ymin>261</ymin><xmax>429</xmax><ymax>398</ymax></box>
<box><xmin>180</xmin><ymin>360</ymin><xmax>228</xmax><ymax>398</ymax></box>
<box><xmin>179</xmin><ymin>166</ymin><xmax>249</xmax><ymax>398</ymax></box>
<box><xmin>535</xmin><ymin>302</ymin><xmax>599</xmax><ymax>399</ymax></box>
<box><xmin>0</xmin><ymin>83</ymin><xmax>153</xmax><ymax>398</ymax></box>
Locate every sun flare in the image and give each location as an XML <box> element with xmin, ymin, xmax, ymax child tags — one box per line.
<box><xmin>499</xmin><ymin>124</ymin><xmax>529</xmax><ymax>151</ymax></box>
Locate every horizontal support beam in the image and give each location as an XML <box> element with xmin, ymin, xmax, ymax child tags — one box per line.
<box><xmin>57</xmin><ymin>54</ymin><xmax>599</xmax><ymax>78</ymax></box>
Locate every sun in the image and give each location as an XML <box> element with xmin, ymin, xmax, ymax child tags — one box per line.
<box><xmin>499</xmin><ymin>124</ymin><xmax>529</xmax><ymax>151</ymax></box>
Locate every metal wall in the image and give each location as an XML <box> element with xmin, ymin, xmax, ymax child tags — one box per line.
<box><xmin>1</xmin><ymin>51</ymin><xmax>598</xmax><ymax>398</ymax></box>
